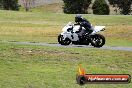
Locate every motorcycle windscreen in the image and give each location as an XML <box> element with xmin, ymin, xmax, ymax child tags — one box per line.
<box><xmin>93</xmin><ymin>26</ymin><xmax>105</xmax><ymax>32</ymax></box>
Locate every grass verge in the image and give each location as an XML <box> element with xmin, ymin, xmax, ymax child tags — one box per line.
<box><xmin>0</xmin><ymin>43</ymin><xmax>131</xmax><ymax>88</ymax></box>
<box><xmin>0</xmin><ymin>10</ymin><xmax>132</xmax><ymax>46</ymax></box>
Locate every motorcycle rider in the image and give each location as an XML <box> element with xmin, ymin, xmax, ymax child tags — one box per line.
<box><xmin>75</xmin><ymin>14</ymin><xmax>94</xmax><ymax>36</ymax></box>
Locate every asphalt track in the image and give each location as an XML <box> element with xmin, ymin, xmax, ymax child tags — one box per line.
<box><xmin>7</xmin><ymin>42</ymin><xmax>132</xmax><ymax>52</ymax></box>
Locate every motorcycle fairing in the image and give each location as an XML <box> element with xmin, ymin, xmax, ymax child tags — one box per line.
<box><xmin>92</xmin><ymin>26</ymin><xmax>105</xmax><ymax>34</ymax></box>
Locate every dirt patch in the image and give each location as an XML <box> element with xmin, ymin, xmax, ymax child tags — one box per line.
<box><xmin>11</xmin><ymin>48</ymin><xmax>66</xmax><ymax>55</ymax></box>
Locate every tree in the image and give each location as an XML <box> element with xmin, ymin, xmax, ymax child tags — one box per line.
<box><xmin>92</xmin><ymin>0</ymin><xmax>110</xmax><ymax>15</ymax></box>
<box><xmin>108</xmin><ymin>0</ymin><xmax>132</xmax><ymax>15</ymax></box>
<box><xmin>62</xmin><ymin>0</ymin><xmax>92</xmax><ymax>14</ymax></box>
<box><xmin>108</xmin><ymin>0</ymin><xmax>117</xmax><ymax>5</ymax></box>
<box><xmin>117</xmin><ymin>0</ymin><xmax>131</xmax><ymax>15</ymax></box>
<box><xmin>0</xmin><ymin>0</ymin><xmax>3</xmax><ymax>9</ymax></box>
<box><xmin>0</xmin><ymin>0</ymin><xmax>19</xmax><ymax>11</ymax></box>
<box><xmin>20</xmin><ymin>0</ymin><xmax>35</xmax><ymax>11</ymax></box>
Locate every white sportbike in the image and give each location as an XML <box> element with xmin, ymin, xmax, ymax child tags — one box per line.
<box><xmin>58</xmin><ymin>22</ymin><xmax>106</xmax><ymax>47</ymax></box>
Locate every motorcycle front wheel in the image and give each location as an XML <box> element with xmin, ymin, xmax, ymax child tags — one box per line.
<box><xmin>91</xmin><ymin>34</ymin><xmax>105</xmax><ymax>47</ymax></box>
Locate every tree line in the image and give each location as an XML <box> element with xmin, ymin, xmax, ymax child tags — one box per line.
<box><xmin>0</xmin><ymin>0</ymin><xmax>131</xmax><ymax>15</ymax></box>
<box><xmin>0</xmin><ymin>0</ymin><xmax>35</xmax><ymax>11</ymax></box>
<box><xmin>0</xmin><ymin>0</ymin><xmax>19</xmax><ymax>11</ymax></box>
<box><xmin>63</xmin><ymin>0</ymin><xmax>132</xmax><ymax>15</ymax></box>
<box><xmin>108</xmin><ymin>0</ymin><xmax>132</xmax><ymax>15</ymax></box>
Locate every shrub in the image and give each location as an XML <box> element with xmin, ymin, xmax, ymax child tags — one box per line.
<box><xmin>63</xmin><ymin>0</ymin><xmax>92</xmax><ymax>14</ymax></box>
<box><xmin>0</xmin><ymin>0</ymin><xmax>19</xmax><ymax>11</ymax></box>
<box><xmin>92</xmin><ymin>0</ymin><xmax>110</xmax><ymax>15</ymax></box>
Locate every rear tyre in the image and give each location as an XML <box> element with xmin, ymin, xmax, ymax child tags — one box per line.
<box><xmin>58</xmin><ymin>34</ymin><xmax>63</xmax><ymax>44</ymax></box>
<box><xmin>91</xmin><ymin>34</ymin><xmax>105</xmax><ymax>47</ymax></box>
<box><xmin>58</xmin><ymin>34</ymin><xmax>71</xmax><ymax>45</ymax></box>
<box><xmin>61</xmin><ymin>38</ymin><xmax>71</xmax><ymax>45</ymax></box>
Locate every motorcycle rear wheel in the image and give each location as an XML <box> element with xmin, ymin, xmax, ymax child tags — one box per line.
<box><xmin>61</xmin><ymin>38</ymin><xmax>71</xmax><ymax>45</ymax></box>
<box><xmin>58</xmin><ymin>34</ymin><xmax>71</xmax><ymax>45</ymax></box>
<box><xmin>58</xmin><ymin>34</ymin><xmax>63</xmax><ymax>44</ymax></box>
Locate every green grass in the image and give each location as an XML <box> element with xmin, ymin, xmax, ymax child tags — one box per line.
<box><xmin>0</xmin><ymin>43</ymin><xmax>131</xmax><ymax>88</ymax></box>
<box><xmin>0</xmin><ymin>10</ymin><xmax>132</xmax><ymax>46</ymax></box>
<box><xmin>0</xmin><ymin>6</ymin><xmax>132</xmax><ymax>88</ymax></box>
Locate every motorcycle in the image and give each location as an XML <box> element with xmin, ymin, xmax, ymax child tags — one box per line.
<box><xmin>58</xmin><ymin>22</ymin><xmax>106</xmax><ymax>47</ymax></box>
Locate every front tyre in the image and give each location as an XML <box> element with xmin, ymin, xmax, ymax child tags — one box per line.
<box><xmin>91</xmin><ymin>34</ymin><xmax>105</xmax><ymax>47</ymax></box>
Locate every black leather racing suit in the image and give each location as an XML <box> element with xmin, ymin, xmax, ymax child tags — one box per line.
<box><xmin>79</xmin><ymin>18</ymin><xmax>93</xmax><ymax>34</ymax></box>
